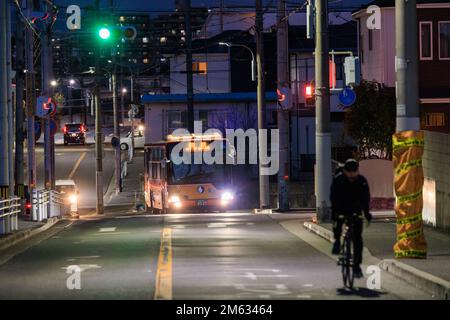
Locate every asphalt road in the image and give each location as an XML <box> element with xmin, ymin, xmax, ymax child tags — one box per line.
<box><xmin>0</xmin><ymin>212</ymin><xmax>432</xmax><ymax>299</ymax></box>
<box><xmin>34</xmin><ymin>143</ymin><xmax>115</xmax><ymax>209</ymax></box>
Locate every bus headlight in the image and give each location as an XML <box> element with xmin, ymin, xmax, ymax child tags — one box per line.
<box><xmin>69</xmin><ymin>194</ymin><xmax>78</xmax><ymax>204</ymax></box>
<box><xmin>220</xmin><ymin>191</ymin><xmax>234</xmax><ymax>205</ymax></box>
<box><xmin>169</xmin><ymin>195</ymin><xmax>182</xmax><ymax>208</ymax></box>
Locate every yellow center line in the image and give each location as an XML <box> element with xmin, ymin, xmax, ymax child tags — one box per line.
<box><xmin>67</xmin><ymin>152</ymin><xmax>87</xmax><ymax>180</ymax></box>
<box><xmin>154</xmin><ymin>227</ymin><xmax>173</xmax><ymax>300</ymax></box>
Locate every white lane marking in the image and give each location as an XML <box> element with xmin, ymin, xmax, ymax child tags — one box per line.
<box><xmin>172</xmin><ymin>225</ymin><xmax>186</xmax><ymax>229</ymax></box>
<box><xmin>259</xmin><ymin>294</ymin><xmax>271</xmax><ymax>299</ymax></box>
<box><xmin>207</xmin><ymin>223</ymin><xmax>227</xmax><ymax>228</ymax></box>
<box><xmin>297</xmin><ymin>294</ymin><xmax>312</xmax><ymax>299</ymax></box>
<box><xmin>99</xmin><ymin>227</ymin><xmax>116</xmax><ymax>232</ymax></box>
<box><xmin>235</xmin><ymin>268</ymin><xmax>280</xmax><ymax>273</ymax></box>
<box><xmin>92</xmin><ymin>231</ymin><xmax>129</xmax><ymax>236</ymax></box>
<box><xmin>234</xmin><ymin>284</ymin><xmax>290</xmax><ymax>296</ymax></box>
<box><xmin>61</xmin><ymin>264</ymin><xmax>102</xmax><ymax>272</ymax></box>
<box><xmin>66</xmin><ymin>255</ymin><xmax>100</xmax><ymax>261</ymax></box>
<box><xmin>303</xmin><ymin>284</ymin><xmax>313</xmax><ymax>287</ymax></box>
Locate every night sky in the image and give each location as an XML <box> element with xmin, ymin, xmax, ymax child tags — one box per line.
<box><xmin>54</xmin><ymin>0</ymin><xmax>372</xmax><ymax>13</ymax></box>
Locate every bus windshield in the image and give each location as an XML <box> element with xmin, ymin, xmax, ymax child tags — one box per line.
<box><xmin>170</xmin><ymin>161</ymin><xmax>226</xmax><ymax>184</ymax></box>
<box><xmin>167</xmin><ymin>140</ymin><xmax>233</xmax><ymax>185</ymax></box>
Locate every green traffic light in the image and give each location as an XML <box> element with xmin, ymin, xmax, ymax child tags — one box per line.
<box><xmin>98</xmin><ymin>27</ymin><xmax>111</xmax><ymax>40</ymax></box>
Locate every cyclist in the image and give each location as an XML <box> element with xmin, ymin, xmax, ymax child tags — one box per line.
<box><xmin>330</xmin><ymin>159</ymin><xmax>372</xmax><ymax>278</ymax></box>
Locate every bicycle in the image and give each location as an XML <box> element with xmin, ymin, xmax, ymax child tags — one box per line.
<box><xmin>337</xmin><ymin>217</ymin><xmax>355</xmax><ymax>289</ymax></box>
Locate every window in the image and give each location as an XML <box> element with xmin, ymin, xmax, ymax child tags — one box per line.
<box><xmin>420</xmin><ymin>22</ymin><xmax>433</xmax><ymax>60</ymax></box>
<box><xmin>166</xmin><ymin>110</ymin><xmax>187</xmax><ymax>134</ymax></box>
<box><xmin>192</xmin><ymin>61</ymin><xmax>207</xmax><ymax>75</ymax></box>
<box><xmin>423</xmin><ymin>113</ymin><xmax>446</xmax><ymax>127</ymax></box>
<box><xmin>368</xmin><ymin>29</ymin><xmax>373</xmax><ymax>51</ymax></box>
<box><xmin>439</xmin><ymin>22</ymin><xmax>450</xmax><ymax>60</ymax></box>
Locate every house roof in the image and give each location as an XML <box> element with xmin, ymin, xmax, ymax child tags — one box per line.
<box><xmin>141</xmin><ymin>92</ymin><xmax>277</xmax><ymax>104</ymax></box>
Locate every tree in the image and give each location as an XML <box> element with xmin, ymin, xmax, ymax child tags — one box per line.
<box><xmin>344</xmin><ymin>80</ymin><xmax>396</xmax><ymax>160</ymax></box>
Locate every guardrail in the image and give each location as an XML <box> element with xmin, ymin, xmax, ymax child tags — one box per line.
<box><xmin>0</xmin><ymin>197</ymin><xmax>21</xmax><ymax>235</ymax></box>
<box><xmin>32</xmin><ymin>189</ymin><xmax>67</xmax><ymax>222</ymax></box>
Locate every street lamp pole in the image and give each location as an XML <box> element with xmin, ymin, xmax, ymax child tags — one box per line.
<box><xmin>219</xmin><ymin>42</ymin><xmax>256</xmax><ymax>81</ymax></box>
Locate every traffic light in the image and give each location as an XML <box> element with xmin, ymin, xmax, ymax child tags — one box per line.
<box><xmin>305</xmin><ymin>84</ymin><xmax>315</xmax><ymax>106</ymax></box>
<box><xmin>96</xmin><ymin>26</ymin><xmax>137</xmax><ymax>42</ymax></box>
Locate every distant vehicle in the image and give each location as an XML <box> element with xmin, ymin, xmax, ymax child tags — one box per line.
<box><xmin>55</xmin><ymin>179</ymin><xmax>79</xmax><ymax>214</ymax></box>
<box><xmin>120</xmin><ymin>129</ymin><xmax>145</xmax><ymax>151</ymax></box>
<box><xmin>63</xmin><ymin>123</ymin><xmax>87</xmax><ymax>145</ymax></box>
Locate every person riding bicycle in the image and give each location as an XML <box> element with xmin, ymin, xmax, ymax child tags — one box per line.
<box><xmin>330</xmin><ymin>159</ymin><xmax>372</xmax><ymax>278</ymax></box>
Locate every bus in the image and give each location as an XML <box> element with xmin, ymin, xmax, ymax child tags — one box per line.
<box><xmin>144</xmin><ymin>133</ymin><xmax>236</xmax><ymax>213</ymax></box>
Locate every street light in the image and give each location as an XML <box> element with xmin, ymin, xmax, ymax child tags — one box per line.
<box><xmin>219</xmin><ymin>42</ymin><xmax>256</xmax><ymax>81</ymax></box>
<box><xmin>122</xmin><ymin>88</ymin><xmax>127</xmax><ymax>93</ymax></box>
<box><xmin>69</xmin><ymin>79</ymin><xmax>75</xmax><ymax>85</ymax></box>
<box><xmin>50</xmin><ymin>80</ymin><xmax>57</xmax><ymax>87</ymax></box>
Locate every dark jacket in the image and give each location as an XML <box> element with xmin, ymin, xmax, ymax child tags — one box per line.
<box><xmin>330</xmin><ymin>173</ymin><xmax>370</xmax><ymax>220</ymax></box>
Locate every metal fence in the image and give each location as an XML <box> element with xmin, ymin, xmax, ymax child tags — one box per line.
<box><xmin>0</xmin><ymin>197</ymin><xmax>21</xmax><ymax>235</ymax></box>
<box><xmin>32</xmin><ymin>189</ymin><xmax>66</xmax><ymax>222</ymax></box>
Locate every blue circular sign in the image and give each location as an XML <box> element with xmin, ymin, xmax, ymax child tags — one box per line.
<box><xmin>339</xmin><ymin>87</ymin><xmax>356</xmax><ymax>107</ymax></box>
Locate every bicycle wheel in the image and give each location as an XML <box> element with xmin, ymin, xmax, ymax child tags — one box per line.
<box><xmin>341</xmin><ymin>236</ymin><xmax>354</xmax><ymax>288</ymax></box>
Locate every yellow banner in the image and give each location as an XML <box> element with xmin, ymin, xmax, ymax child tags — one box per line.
<box><xmin>393</xmin><ymin>130</ymin><xmax>427</xmax><ymax>259</ymax></box>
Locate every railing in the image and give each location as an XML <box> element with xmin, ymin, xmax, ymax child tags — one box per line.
<box><xmin>32</xmin><ymin>189</ymin><xmax>66</xmax><ymax>222</ymax></box>
<box><xmin>0</xmin><ymin>197</ymin><xmax>21</xmax><ymax>236</ymax></box>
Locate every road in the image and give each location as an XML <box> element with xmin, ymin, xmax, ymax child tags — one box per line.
<box><xmin>0</xmin><ymin>212</ymin><xmax>432</xmax><ymax>299</ymax></box>
<box><xmin>34</xmin><ymin>142</ymin><xmax>115</xmax><ymax>209</ymax></box>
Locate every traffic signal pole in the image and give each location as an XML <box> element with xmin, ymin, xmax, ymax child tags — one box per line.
<box><xmin>184</xmin><ymin>0</ymin><xmax>194</xmax><ymax>133</ymax></box>
<box><xmin>315</xmin><ymin>0</ymin><xmax>332</xmax><ymax>221</ymax></box>
<box><xmin>277</xmin><ymin>0</ymin><xmax>290</xmax><ymax>211</ymax></box>
<box><xmin>6</xmin><ymin>0</ymin><xmax>13</xmax><ymax>196</ymax></box>
<box><xmin>95</xmin><ymin>0</ymin><xmax>104</xmax><ymax>215</ymax></box>
<box><xmin>256</xmin><ymin>0</ymin><xmax>270</xmax><ymax>209</ymax></box>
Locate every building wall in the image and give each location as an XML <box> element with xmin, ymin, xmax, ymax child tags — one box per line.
<box><xmin>423</xmin><ymin>130</ymin><xmax>450</xmax><ymax>231</ymax></box>
<box><xmin>357</xmin><ymin>7</ymin><xmax>396</xmax><ymax>86</ymax></box>
<box><xmin>170</xmin><ymin>53</ymin><xmax>231</xmax><ymax>94</ymax></box>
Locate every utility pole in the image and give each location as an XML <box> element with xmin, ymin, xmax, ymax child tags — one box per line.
<box><xmin>315</xmin><ymin>0</ymin><xmax>332</xmax><ymax>221</ymax></box>
<box><xmin>25</xmin><ymin>0</ymin><xmax>37</xmax><ymax>218</ymax></box>
<box><xmin>0</xmin><ymin>0</ymin><xmax>10</xmax><ymax>199</ymax></box>
<box><xmin>15</xmin><ymin>5</ymin><xmax>26</xmax><ymax>200</ymax></box>
<box><xmin>41</xmin><ymin>0</ymin><xmax>54</xmax><ymax>190</ymax></box>
<box><xmin>6</xmin><ymin>0</ymin><xmax>13</xmax><ymax>196</ymax></box>
<box><xmin>395</xmin><ymin>0</ymin><xmax>420</xmax><ymax>131</ymax></box>
<box><xmin>256</xmin><ymin>0</ymin><xmax>270</xmax><ymax>209</ymax></box>
<box><xmin>112</xmin><ymin>69</ymin><xmax>120</xmax><ymax>193</ymax></box>
<box><xmin>184</xmin><ymin>0</ymin><xmax>194</xmax><ymax>133</ymax></box>
<box><xmin>95</xmin><ymin>0</ymin><xmax>104</xmax><ymax>214</ymax></box>
<box><xmin>277</xmin><ymin>0</ymin><xmax>290</xmax><ymax>211</ymax></box>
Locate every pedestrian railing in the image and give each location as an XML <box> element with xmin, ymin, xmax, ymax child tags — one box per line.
<box><xmin>32</xmin><ymin>189</ymin><xmax>66</xmax><ymax>222</ymax></box>
<box><xmin>0</xmin><ymin>197</ymin><xmax>21</xmax><ymax>236</ymax></box>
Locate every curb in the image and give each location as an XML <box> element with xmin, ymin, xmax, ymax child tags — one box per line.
<box><xmin>0</xmin><ymin>217</ymin><xmax>60</xmax><ymax>252</ymax></box>
<box><xmin>303</xmin><ymin>221</ymin><xmax>450</xmax><ymax>300</ymax></box>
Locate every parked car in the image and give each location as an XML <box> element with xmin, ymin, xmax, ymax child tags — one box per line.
<box><xmin>120</xmin><ymin>129</ymin><xmax>145</xmax><ymax>151</ymax></box>
<box><xmin>63</xmin><ymin>123</ymin><xmax>87</xmax><ymax>145</ymax></box>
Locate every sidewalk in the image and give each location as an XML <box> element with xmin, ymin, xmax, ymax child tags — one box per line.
<box><xmin>302</xmin><ymin>218</ymin><xmax>450</xmax><ymax>299</ymax></box>
<box><xmin>104</xmin><ymin>150</ymin><xmax>145</xmax><ymax>210</ymax></box>
<box><xmin>317</xmin><ymin>220</ymin><xmax>450</xmax><ymax>282</ymax></box>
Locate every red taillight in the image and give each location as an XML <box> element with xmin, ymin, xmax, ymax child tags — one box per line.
<box><xmin>25</xmin><ymin>203</ymin><xmax>32</xmax><ymax>209</ymax></box>
<box><xmin>81</xmin><ymin>125</ymin><xmax>86</xmax><ymax>133</ymax></box>
<box><xmin>305</xmin><ymin>85</ymin><xmax>313</xmax><ymax>98</ymax></box>
<box><xmin>63</xmin><ymin>126</ymin><xmax>67</xmax><ymax>133</ymax></box>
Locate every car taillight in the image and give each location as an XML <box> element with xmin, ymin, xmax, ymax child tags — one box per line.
<box><xmin>63</xmin><ymin>126</ymin><xmax>67</xmax><ymax>133</ymax></box>
<box><xmin>81</xmin><ymin>125</ymin><xmax>85</xmax><ymax>133</ymax></box>
<box><xmin>25</xmin><ymin>203</ymin><xmax>32</xmax><ymax>209</ymax></box>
